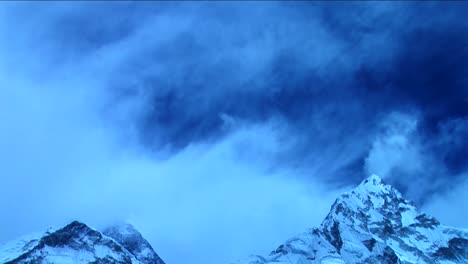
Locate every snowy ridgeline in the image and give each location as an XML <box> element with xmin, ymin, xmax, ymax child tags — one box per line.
<box><xmin>0</xmin><ymin>221</ymin><xmax>165</xmax><ymax>264</ymax></box>
<box><xmin>233</xmin><ymin>175</ymin><xmax>468</xmax><ymax>264</ymax></box>
<box><xmin>1</xmin><ymin>174</ymin><xmax>467</xmax><ymax>264</ymax></box>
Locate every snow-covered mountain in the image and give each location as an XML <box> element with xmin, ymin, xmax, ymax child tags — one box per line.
<box><xmin>0</xmin><ymin>221</ymin><xmax>165</xmax><ymax>264</ymax></box>
<box><xmin>1</xmin><ymin>175</ymin><xmax>466</xmax><ymax>264</ymax></box>
<box><xmin>234</xmin><ymin>174</ymin><xmax>468</xmax><ymax>264</ymax></box>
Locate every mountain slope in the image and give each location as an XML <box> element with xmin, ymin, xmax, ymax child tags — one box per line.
<box><xmin>103</xmin><ymin>223</ymin><xmax>165</xmax><ymax>264</ymax></box>
<box><xmin>0</xmin><ymin>221</ymin><xmax>165</xmax><ymax>264</ymax></box>
<box><xmin>234</xmin><ymin>175</ymin><xmax>468</xmax><ymax>264</ymax></box>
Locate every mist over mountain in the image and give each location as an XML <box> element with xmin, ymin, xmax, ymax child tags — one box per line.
<box><xmin>0</xmin><ymin>2</ymin><xmax>467</xmax><ymax>264</ymax></box>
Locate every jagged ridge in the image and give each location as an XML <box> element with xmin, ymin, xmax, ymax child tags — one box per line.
<box><xmin>0</xmin><ymin>221</ymin><xmax>165</xmax><ymax>264</ymax></box>
<box><xmin>234</xmin><ymin>175</ymin><xmax>468</xmax><ymax>264</ymax></box>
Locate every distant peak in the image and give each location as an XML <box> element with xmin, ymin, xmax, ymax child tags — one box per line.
<box><xmin>66</xmin><ymin>220</ymin><xmax>87</xmax><ymax>228</ymax></box>
<box><xmin>61</xmin><ymin>221</ymin><xmax>92</xmax><ymax>233</ymax></box>
<box><xmin>103</xmin><ymin>222</ymin><xmax>165</xmax><ymax>264</ymax></box>
<box><xmin>104</xmin><ymin>222</ymin><xmax>140</xmax><ymax>236</ymax></box>
<box><xmin>361</xmin><ymin>174</ymin><xmax>384</xmax><ymax>186</ymax></box>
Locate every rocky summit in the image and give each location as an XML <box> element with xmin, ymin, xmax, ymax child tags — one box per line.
<box><xmin>0</xmin><ymin>221</ymin><xmax>165</xmax><ymax>264</ymax></box>
<box><xmin>233</xmin><ymin>175</ymin><xmax>468</xmax><ymax>264</ymax></box>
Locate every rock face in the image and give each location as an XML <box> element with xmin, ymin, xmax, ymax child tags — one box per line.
<box><xmin>234</xmin><ymin>175</ymin><xmax>468</xmax><ymax>264</ymax></box>
<box><xmin>0</xmin><ymin>221</ymin><xmax>165</xmax><ymax>264</ymax></box>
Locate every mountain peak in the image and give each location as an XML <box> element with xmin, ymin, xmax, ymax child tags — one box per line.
<box><xmin>361</xmin><ymin>174</ymin><xmax>384</xmax><ymax>186</ymax></box>
<box><xmin>0</xmin><ymin>221</ymin><xmax>166</xmax><ymax>264</ymax></box>
<box><xmin>235</xmin><ymin>174</ymin><xmax>468</xmax><ymax>264</ymax></box>
<box><xmin>354</xmin><ymin>174</ymin><xmax>392</xmax><ymax>195</ymax></box>
<box><xmin>103</xmin><ymin>222</ymin><xmax>165</xmax><ymax>264</ymax></box>
<box><xmin>326</xmin><ymin>174</ymin><xmax>412</xmax><ymax>227</ymax></box>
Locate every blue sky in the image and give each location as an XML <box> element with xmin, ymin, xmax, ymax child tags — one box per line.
<box><xmin>0</xmin><ymin>2</ymin><xmax>467</xmax><ymax>264</ymax></box>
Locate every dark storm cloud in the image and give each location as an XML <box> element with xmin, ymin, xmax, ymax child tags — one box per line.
<box><xmin>100</xmin><ymin>2</ymin><xmax>468</xmax><ymax>188</ymax></box>
<box><xmin>16</xmin><ymin>1</ymin><xmax>463</xmax><ymax>191</ymax></box>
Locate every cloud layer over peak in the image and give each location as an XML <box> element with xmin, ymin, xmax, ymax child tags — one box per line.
<box><xmin>0</xmin><ymin>2</ymin><xmax>467</xmax><ymax>263</ymax></box>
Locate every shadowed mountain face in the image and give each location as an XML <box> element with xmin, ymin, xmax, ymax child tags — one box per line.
<box><xmin>234</xmin><ymin>175</ymin><xmax>468</xmax><ymax>264</ymax></box>
<box><xmin>0</xmin><ymin>221</ymin><xmax>165</xmax><ymax>264</ymax></box>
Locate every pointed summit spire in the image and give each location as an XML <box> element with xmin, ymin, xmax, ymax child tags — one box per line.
<box><xmin>234</xmin><ymin>173</ymin><xmax>468</xmax><ymax>264</ymax></box>
<box><xmin>362</xmin><ymin>174</ymin><xmax>384</xmax><ymax>186</ymax></box>
<box><xmin>355</xmin><ymin>174</ymin><xmax>389</xmax><ymax>194</ymax></box>
<box><xmin>330</xmin><ymin>173</ymin><xmax>409</xmax><ymax>215</ymax></box>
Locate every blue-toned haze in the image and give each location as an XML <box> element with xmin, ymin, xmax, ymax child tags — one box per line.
<box><xmin>0</xmin><ymin>2</ymin><xmax>467</xmax><ymax>264</ymax></box>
